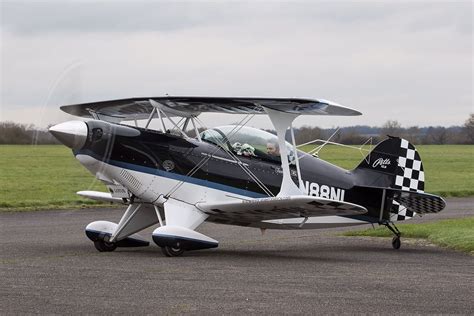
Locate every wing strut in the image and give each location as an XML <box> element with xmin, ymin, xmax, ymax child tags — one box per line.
<box><xmin>146</xmin><ymin>99</ymin><xmax>205</xmax><ymax>141</ymax></box>
<box><xmin>156</xmin><ymin>106</ymin><xmax>166</xmax><ymax>132</ymax></box>
<box><xmin>264</xmin><ymin>108</ymin><xmax>304</xmax><ymax>196</ymax></box>
<box><xmin>290</xmin><ymin>122</ymin><xmax>304</xmax><ymax>190</ymax></box>
<box><xmin>145</xmin><ymin>107</ymin><xmax>157</xmax><ymax>130</ymax></box>
<box><xmin>191</xmin><ymin>117</ymin><xmax>202</xmax><ymax>142</ymax></box>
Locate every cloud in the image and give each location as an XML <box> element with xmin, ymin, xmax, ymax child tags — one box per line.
<box><xmin>1</xmin><ymin>1</ymin><xmax>472</xmax><ymax>128</ymax></box>
<box><xmin>1</xmin><ymin>2</ymin><xmax>208</xmax><ymax>34</ymax></box>
<box><xmin>2</xmin><ymin>1</ymin><xmax>470</xmax><ymax>35</ymax></box>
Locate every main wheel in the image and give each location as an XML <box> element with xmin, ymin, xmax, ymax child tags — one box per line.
<box><xmin>392</xmin><ymin>236</ymin><xmax>401</xmax><ymax>250</ymax></box>
<box><xmin>161</xmin><ymin>246</ymin><xmax>185</xmax><ymax>257</ymax></box>
<box><xmin>94</xmin><ymin>240</ymin><xmax>117</xmax><ymax>252</ymax></box>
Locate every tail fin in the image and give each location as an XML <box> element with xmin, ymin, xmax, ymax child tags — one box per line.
<box><xmin>354</xmin><ymin>137</ymin><xmax>425</xmax><ymax>192</ymax></box>
<box><xmin>353</xmin><ymin>137</ymin><xmax>428</xmax><ymax>221</ymax></box>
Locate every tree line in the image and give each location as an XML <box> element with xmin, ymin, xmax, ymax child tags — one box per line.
<box><xmin>1</xmin><ymin>114</ymin><xmax>473</xmax><ymax>145</ymax></box>
<box><xmin>0</xmin><ymin>122</ymin><xmax>59</xmax><ymax>145</ymax></box>
<box><xmin>293</xmin><ymin>115</ymin><xmax>474</xmax><ymax>145</ymax></box>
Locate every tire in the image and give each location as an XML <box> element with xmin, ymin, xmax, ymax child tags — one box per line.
<box><xmin>161</xmin><ymin>246</ymin><xmax>185</xmax><ymax>257</ymax></box>
<box><xmin>392</xmin><ymin>236</ymin><xmax>401</xmax><ymax>250</ymax></box>
<box><xmin>94</xmin><ymin>240</ymin><xmax>117</xmax><ymax>252</ymax></box>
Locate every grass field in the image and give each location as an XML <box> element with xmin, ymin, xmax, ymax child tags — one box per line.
<box><xmin>0</xmin><ymin>145</ymin><xmax>108</xmax><ymax>211</ymax></box>
<box><xmin>0</xmin><ymin>144</ymin><xmax>473</xmax><ymax>211</ymax></box>
<box><xmin>343</xmin><ymin>217</ymin><xmax>474</xmax><ymax>254</ymax></box>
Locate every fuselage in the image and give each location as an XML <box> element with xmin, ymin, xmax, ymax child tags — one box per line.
<box><xmin>72</xmin><ymin>121</ymin><xmax>383</xmax><ymax>229</ymax></box>
<box><xmin>76</xmin><ymin>123</ymin><xmax>354</xmax><ymax>197</ymax></box>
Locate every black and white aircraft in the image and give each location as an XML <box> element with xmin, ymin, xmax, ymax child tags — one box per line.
<box><xmin>49</xmin><ymin>97</ymin><xmax>446</xmax><ymax>256</ymax></box>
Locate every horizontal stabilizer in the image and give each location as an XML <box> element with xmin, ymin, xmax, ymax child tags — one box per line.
<box><xmin>196</xmin><ymin>195</ymin><xmax>367</xmax><ymax>223</ymax></box>
<box><xmin>389</xmin><ymin>188</ymin><xmax>446</xmax><ymax>215</ymax></box>
<box><xmin>354</xmin><ymin>186</ymin><xmax>446</xmax><ymax>215</ymax></box>
<box><xmin>77</xmin><ymin>191</ymin><xmax>125</xmax><ymax>204</ymax></box>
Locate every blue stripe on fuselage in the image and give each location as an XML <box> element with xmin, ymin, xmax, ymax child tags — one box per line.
<box><xmin>75</xmin><ymin>149</ymin><xmax>266</xmax><ymax>198</ymax></box>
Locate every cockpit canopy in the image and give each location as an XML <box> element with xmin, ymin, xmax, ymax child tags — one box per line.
<box><xmin>200</xmin><ymin>125</ymin><xmax>296</xmax><ymax>163</ymax></box>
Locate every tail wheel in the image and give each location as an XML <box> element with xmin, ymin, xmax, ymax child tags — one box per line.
<box><xmin>161</xmin><ymin>246</ymin><xmax>185</xmax><ymax>257</ymax></box>
<box><xmin>392</xmin><ymin>236</ymin><xmax>401</xmax><ymax>250</ymax></box>
<box><xmin>382</xmin><ymin>221</ymin><xmax>402</xmax><ymax>250</ymax></box>
<box><xmin>94</xmin><ymin>240</ymin><xmax>117</xmax><ymax>252</ymax></box>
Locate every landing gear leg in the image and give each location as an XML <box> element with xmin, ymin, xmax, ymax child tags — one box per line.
<box><xmin>382</xmin><ymin>221</ymin><xmax>402</xmax><ymax>250</ymax></box>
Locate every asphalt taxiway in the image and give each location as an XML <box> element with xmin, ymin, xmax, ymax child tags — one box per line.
<box><xmin>1</xmin><ymin>198</ymin><xmax>473</xmax><ymax>314</ymax></box>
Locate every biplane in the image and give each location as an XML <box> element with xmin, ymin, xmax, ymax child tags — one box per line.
<box><xmin>49</xmin><ymin>97</ymin><xmax>446</xmax><ymax>256</ymax></box>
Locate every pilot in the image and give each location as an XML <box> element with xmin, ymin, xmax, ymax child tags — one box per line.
<box><xmin>266</xmin><ymin>141</ymin><xmax>280</xmax><ymax>156</ymax></box>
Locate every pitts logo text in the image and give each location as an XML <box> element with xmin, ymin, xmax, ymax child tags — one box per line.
<box><xmin>372</xmin><ymin>158</ymin><xmax>391</xmax><ymax>169</ymax></box>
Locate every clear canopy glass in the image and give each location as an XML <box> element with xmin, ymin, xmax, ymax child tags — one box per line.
<box><xmin>200</xmin><ymin>125</ymin><xmax>295</xmax><ymax>163</ymax></box>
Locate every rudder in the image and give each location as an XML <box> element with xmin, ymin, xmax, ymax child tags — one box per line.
<box><xmin>353</xmin><ymin>136</ymin><xmax>426</xmax><ymax>221</ymax></box>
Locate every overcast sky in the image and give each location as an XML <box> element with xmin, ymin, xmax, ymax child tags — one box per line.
<box><xmin>1</xmin><ymin>1</ymin><xmax>472</xmax><ymax>130</ymax></box>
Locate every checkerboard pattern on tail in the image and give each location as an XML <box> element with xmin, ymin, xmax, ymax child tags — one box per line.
<box><xmin>394</xmin><ymin>139</ymin><xmax>425</xmax><ymax>193</ymax></box>
<box><xmin>395</xmin><ymin>191</ymin><xmax>446</xmax><ymax>214</ymax></box>
<box><xmin>390</xmin><ymin>200</ymin><xmax>415</xmax><ymax>221</ymax></box>
<box><xmin>391</xmin><ymin>139</ymin><xmax>425</xmax><ymax>221</ymax></box>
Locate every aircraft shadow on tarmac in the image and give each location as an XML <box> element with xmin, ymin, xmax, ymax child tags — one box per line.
<box><xmin>64</xmin><ymin>239</ymin><xmax>451</xmax><ymax>264</ymax></box>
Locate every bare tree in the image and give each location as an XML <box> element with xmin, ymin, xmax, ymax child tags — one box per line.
<box><xmin>402</xmin><ymin>126</ymin><xmax>421</xmax><ymax>144</ymax></box>
<box><xmin>380</xmin><ymin>120</ymin><xmax>402</xmax><ymax>137</ymax></box>
<box><xmin>464</xmin><ymin>113</ymin><xmax>474</xmax><ymax>144</ymax></box>
<box><xmin>0</xmin><ymin>121</ymin><xmax>31</xmax><ymax>144</ymax></box>
<box><xmin>295</xmin><ymin>126</ymin><xmax>324</xmax><ymax>144</ymax></box>
<box><xmin>0</xmin><ymin>121</ymin><xmax>58</xmax><ymax>144</ymax></box>
<box><xmin>339</xmin><ymin>128</ymin><xmax>366</xmax><ymax>145</ymax></box>
<box><xmin>423</xmin><ymin>126</ymin><xmax>449</xmax><ymax>144</ymax></box>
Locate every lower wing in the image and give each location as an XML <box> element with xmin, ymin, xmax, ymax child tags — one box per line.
<box><xmin>195</xmin><ymin>195</ymin><xmax>367</xmax><ymax>223</ymax></box>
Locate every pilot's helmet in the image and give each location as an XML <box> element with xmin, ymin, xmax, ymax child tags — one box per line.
<box><xmin>232</xmin><ymin>142</ymin><xmax>242</xmax><ymax>150</ymax></box>
<box><xmin>240</xmin><ymin>143</ymin><xmax>255</xmax><ymax>156</ymax></box>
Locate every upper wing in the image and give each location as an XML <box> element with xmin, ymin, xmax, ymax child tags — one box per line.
<box><xmin>60</xmin><ymin>96</ymin><xmax>362</xmax><ymax>121</ymax></box>
<box><xmin>195</xmin><ymin>195</ymin><xmax>367</xmax><ymax>223</ymax></box>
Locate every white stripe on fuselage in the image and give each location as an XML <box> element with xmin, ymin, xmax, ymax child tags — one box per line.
<box><xmin>76</xmin><ymin>154</ymin><xmax>366</xmax><ymax>228</ymax></box>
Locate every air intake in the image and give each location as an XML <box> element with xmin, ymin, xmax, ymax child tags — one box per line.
<box><xmin>119</xmin><ymin>169</ymin><xmax>142</xmax><ymax>191</ymax></box>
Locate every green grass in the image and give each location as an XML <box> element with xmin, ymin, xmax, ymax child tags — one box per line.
<box><xmin>0</xmin><ymin>144</ymin><xmax>473</xmax><ymax>211</ymax></box>
<box><xmin>300</xmin><ymin>144</ymin><xmax>474</xmax><ymax>197</ymax></box>
<box><xmin>343</xmin><ymin>217</ymin><xmax>474</xmax><ymax>254</ymax></box>
<box><xmin>0</xmin><ymin>145</ymin><xmax>108</xmax><ymax>211</ymax></box>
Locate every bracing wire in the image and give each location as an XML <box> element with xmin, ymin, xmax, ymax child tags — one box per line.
<box><xmin>195</xmin><ymin>114</ymin><xmax>275</xmax><ymax>197</ymax></box>
<box><xmin>296</xmin><ymin>128</ymin><xmax>373</xmax><ymax>163</ymax></box>
<box><xmin>165</xmin><ymin>109</ymin><xmax>275</xmax><ymax>199</ymax></box>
